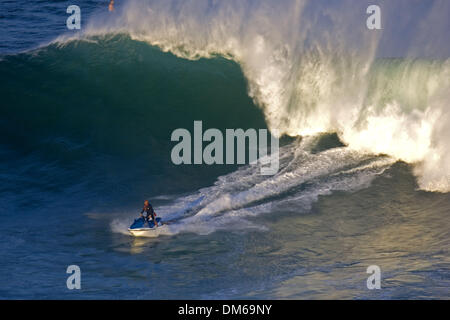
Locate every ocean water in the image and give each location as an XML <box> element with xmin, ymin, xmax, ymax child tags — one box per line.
<box><xmin>0</xmin><ymin>0</ymin><xmax>449</xmax><ymax>299</ymax></box>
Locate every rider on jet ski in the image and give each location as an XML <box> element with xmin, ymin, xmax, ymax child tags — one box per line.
<box><xmin>140</xmin><ymin>200</ymin><xmax>159</xmax><ymax>227</ymax></box>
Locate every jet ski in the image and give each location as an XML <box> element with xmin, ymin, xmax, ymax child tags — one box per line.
<box><xmin>128</xmin><ymin>217</ymin><xmax>163</xmax><ymax>237</ymax></box>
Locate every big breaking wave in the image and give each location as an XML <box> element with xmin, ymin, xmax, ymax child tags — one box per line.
<box><xmin>66</xmin><ymin>0</ymin><xmax>450</xmax><ymax>193</ymax></box>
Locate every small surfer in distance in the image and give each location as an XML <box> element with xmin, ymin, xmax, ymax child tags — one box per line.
<box><xmin>108</xmin><ymin>0</ymin><xmax>114</xmax><ymax>12</ymax></box>
<box><xmin>140</xmin><ymin>200</ymin><xmax>159</xmax><ymax>227</ymax></box>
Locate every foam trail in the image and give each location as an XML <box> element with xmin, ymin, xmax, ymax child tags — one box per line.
<box><xmin>110</xmin><ymin>138</ymin><xmax>396</xmax><ymax>237</ymax></box>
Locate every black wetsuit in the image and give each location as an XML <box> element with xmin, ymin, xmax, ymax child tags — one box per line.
<box><xmin>141</xmin><ymin>204</ymin><xmax>156</xmax><ymax>223</ymax></box>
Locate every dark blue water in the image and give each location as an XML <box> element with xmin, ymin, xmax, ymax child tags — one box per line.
<box><xmin>0</xmin><ymin>1</ymin><xmax>449</xmax><ymax>299</ymax></box>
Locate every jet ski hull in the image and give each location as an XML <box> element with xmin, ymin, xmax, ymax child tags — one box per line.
<box><xmin>128</xmin><ymin>217</ymin><xmax>162</xmax><ymax>237</ymax></box>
